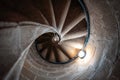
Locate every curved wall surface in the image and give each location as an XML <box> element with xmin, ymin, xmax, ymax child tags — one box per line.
<box><xmin>0</xmin><ymin>0</ymin><xmax>120</xmax><ymax>80</ymax></box>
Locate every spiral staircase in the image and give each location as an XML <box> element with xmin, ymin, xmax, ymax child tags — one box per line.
<box><xmin>0</xmin><ymin>0</ymin><xmax>89</xmax><ymax>64</ymax></box>
<box><xmin>0</xmin><ymin>0</ymin><xmax>120</xmax><ymax>80</ymax></box>
<box><xmin>33</xmin><ymin>0</ymin><xmax>89</xmax><ymax>64</ymax></box>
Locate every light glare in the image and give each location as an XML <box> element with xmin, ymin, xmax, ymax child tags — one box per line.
<box><xmin>78</xmin><ymin>50</ymin><xmax>86</xmax><ymax>59</ymax></box>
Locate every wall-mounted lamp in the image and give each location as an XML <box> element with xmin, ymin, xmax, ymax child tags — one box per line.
<box><xmin>78</xmin><ymin>50</ymin><xmax>86</xmax><ymax>59</ymax></box>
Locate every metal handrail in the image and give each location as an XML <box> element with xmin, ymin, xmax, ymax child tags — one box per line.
<box><xmin>78</xmin><ymin>0</ymin><xmax>90</xmax><ymax>49</ymax></box>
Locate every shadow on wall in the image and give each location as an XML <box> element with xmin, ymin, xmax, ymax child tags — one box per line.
<box><xmin>0</xmin><ymin>0</ymin><xmax>120</xmax><ymax>80</ymax></box>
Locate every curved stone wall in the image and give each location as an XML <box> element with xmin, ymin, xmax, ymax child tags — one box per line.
<box><xmin>20</xmin><ymin>0</ymin><xmax>120</xmax><ymax>80</ymax></box>
<box><xmin>0</xmin><ymin>0</ymin><xmax>120</xmax><ymax>80</ymax></box>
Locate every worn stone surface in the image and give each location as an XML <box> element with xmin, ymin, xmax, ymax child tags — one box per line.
<box><xmin>35</xmin><ymin>76</ymin><xmax>56</xmax><ymax>80</ymax></box>
<box><xmin>20</xmin><ymin>68</ymin><xmax>36</xmax><ymax>80</ymax></box>
<box><xmin>0</xmin><ymin>0</ymin><xmax>120</xmax><ymax>80</ymax></box>
<box><xmin>9</xmin><ymin>0</ymin><xmax>120</xmax><ymax>79</ymax></box>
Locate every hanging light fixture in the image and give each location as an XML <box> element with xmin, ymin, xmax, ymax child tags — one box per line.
<box><xmin>78</xmin><ymin>50</ymin><xmax>86</xmax><ymax>59</ymax></box>
<box><xmin>77</xmin><ymin>0</ymin><xmax>90</xmax><ymax>60</ymax></box>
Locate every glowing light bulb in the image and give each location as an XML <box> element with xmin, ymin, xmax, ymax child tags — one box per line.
<box><xmin>78</xmin><ymin>50</ymin><xmax>86</xmax><ymax>59</ymax></box>
<box><xmin>52</xmin><ymin>34</ymin><xmax>60</xmax><ymax>43</ymax></box>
